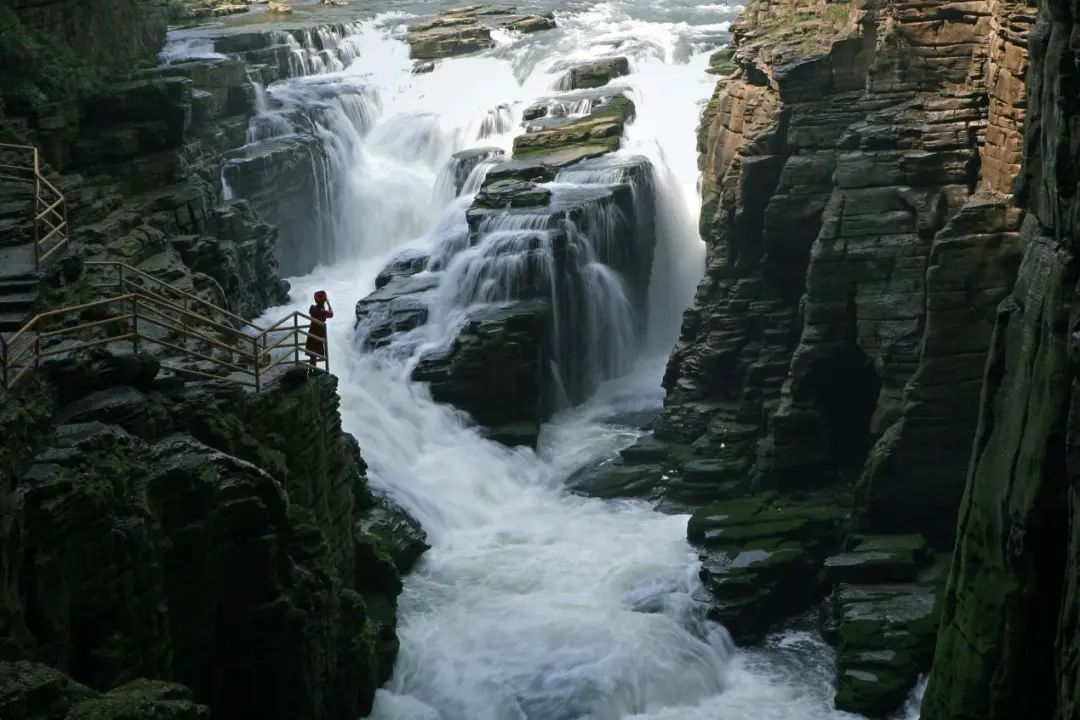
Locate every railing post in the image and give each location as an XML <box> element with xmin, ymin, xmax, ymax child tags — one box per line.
<box><xmin>33</xmin><ymin>334</ymin><xmax>40</xmax><ymax>370</ymax></box>
<box><xmin>131</xmin><ymin>296</ymin><xmax>140</xmax><ymax>353</ymax></box>
<box><xmin>253</xmin><ymin>335</ymin><xmax>261</xmax><ymax>392</ymax></box>
<box><xmin>1</xmin><ymin>335</ymin><xmax>8</xmax><ymax>390</ymax></box>
<box><xmin>293</xmin><ymin>313</ymin><xmax>300</xmax><ymax>365</ymax></box>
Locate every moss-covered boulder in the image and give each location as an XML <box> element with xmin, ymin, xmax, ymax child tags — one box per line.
<box><xmin>687</xmin><ymin>493</ymin><xmax>847</xmax><ymax>642</ymax></box>
<box><xmin>566</xmin><ymin>461</ymin><xmax>664</xmax><ymax>499</ymax></box>
<box><xmin>556</xmin><ymin>57</ymin><xmax>631</xmax><ymax>90</ymax></box>
<box><xmin>0</xmin><ymin>661</ymin><xmax>96</xmax><ymax>720</ymax></box>
<box><xmin>513</xmin><ymin>94</ymin><xmax>635</xmax><ymax>159</ymax></box>
<box><xmin>825</xmin><ymin>582</ymin><xmax>941</xmax><ymax>717</ymax></box>
<box><xmin>823</xmin><ymin>534</ymin><xmax>929</xmax><ymax>585</ymax></box>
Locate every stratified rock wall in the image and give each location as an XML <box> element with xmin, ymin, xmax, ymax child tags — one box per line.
<box><xmin>920</xmin><ymin>0</ymin><xmax>1080</xmax><ymax>713</ymax></box>
<box><xmin>661</xmin><ymin>0</ymin><xmax>1035</xmax><ymax>544</ymax></box>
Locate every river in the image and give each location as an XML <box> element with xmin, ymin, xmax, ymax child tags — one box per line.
<box><xmin>177</xmin><ymin>1</ymin><xmax>923</xmax><ymax>717</ymax></box>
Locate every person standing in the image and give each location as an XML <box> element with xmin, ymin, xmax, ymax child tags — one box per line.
<box><xmin>306</xmin><ymin>290</ymin><xmax>333</xmax><ymax>365</ymax></box>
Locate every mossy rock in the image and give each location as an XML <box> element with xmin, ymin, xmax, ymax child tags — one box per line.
<box><xmin>68</xmin><ymin>679</ymin><xmax>208</xmax><ymax>720</ymax></box>
<box><xmin>827</xmin><ymin>582</ymin><xmax>942</xmax><ymax>716</ymax></box>
<box><xmin>567</xmin><ymin>462</ymin><xmax>663</xmax><ymax>499</ymax></box>
<box><xmin>0</xmin><ymin>661</ymin><xmax>97</xmax><ymax>720</ymax></box>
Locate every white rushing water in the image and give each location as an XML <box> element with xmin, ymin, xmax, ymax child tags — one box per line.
<box><xmin>180</xmin><ymin>0</ymin><xmax>927</xmax><ymax>717</ymax></box>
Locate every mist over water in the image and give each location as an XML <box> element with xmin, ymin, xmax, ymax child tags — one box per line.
<box><xmin>173</xmin><ymin>1</ymin><xmax>928</xmax><ymax>717</ymax></box>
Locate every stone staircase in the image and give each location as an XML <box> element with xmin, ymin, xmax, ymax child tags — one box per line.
<box><xmin>0</xmin><ymin>244</ymin><xmax>40</xmax><ymax>335</ymax></box>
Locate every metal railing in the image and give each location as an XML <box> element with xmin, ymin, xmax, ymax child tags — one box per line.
<box><xmin>1</xmin><ymin>268</ymin><xmax>329</xmax><ymax>391</ymax></box>
<box><xmin>0</xmin><ymin>143</ymin><xmax>70</xmax><ymax>270</ymax></box>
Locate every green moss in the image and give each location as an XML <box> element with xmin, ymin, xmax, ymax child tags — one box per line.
<box><xmin>707</xmin><ymin>48</ymin><xmax>738</xmax><ymax>76</ymax></box>
<box><xmin>0</xmin><ymin>8</ymin><xmax>105</xmax><ymax>111</ymax></box>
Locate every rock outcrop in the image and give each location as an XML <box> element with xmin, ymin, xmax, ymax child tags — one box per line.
<box><xmin>406</xmin><ymin>4</ymin><xmax>557</xmax><ymax>61</ymax></box>
<box><xmin>0</xmin><ymin>354</ymin><xmax>427</xmax><ymax>720</ymax></box>
<box><xmin>918</xmin><ymin>0</ymin><xmax>1080</xmax><ymax>715</ymax></box>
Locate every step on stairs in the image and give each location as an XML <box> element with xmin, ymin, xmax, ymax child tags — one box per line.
<box><xmin>0</xmin><ymin>244</ymin><xmax>41</xmax><ymax>336</ymax></box>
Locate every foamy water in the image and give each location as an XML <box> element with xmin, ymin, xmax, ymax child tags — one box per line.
<box><xmin>164</xmin><ymin>1</ymin><xmax>927</xmax><ymax>717</ymax></box>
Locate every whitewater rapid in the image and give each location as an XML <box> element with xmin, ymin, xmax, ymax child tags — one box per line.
<box><xmin>197</xmin><ymin>1</ymin><xmax>929</xmax><ymax>718</ymax></box>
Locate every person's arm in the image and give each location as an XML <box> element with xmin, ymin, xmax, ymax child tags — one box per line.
<box><xmin>325</xmin><ymin>302</ymin><xmax>334</xmax><ymax>319</ymax></box>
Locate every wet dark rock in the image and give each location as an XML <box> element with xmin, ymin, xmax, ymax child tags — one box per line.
<box><xmin>826</xmin><ymin>582</ymin><xmax>941</xmax><ymax>717</ymax></box>
<box><xmin>223</xmin><ymin>135</ymin><xmax>331</xmax><ymax>276</ymax></box>
<box><xmin>567</xmin><ymin>461</ymin><xmax>664</xmax><ymax>499</ymax></box>
<box><xmin>556</xmin><ymin>57</ymin><xmax>631</xmax><ymax>90</ymax></box>
<box><xmin>485</xmin><ymin>421</ymin><xmax>542</xmax><ymax>447</ymax></box>
<box><xmin>484</xmin><ymin>146</ymin><xmax>615</xmax><ymax>183</ymax></box>
<box><xmin>513</xmin><ymin>94</ymin><xmax>635</xmax><ymax>159</ymax></box>
<box><xmin>823</xmin><ymin>534</ymin><xmax>929</xmax><ymax>586</ymax></box>
<box><xmin>474</xmin><ymin>179</ymin><xmax>552</xmax><ymax>209</ymax></box>
<box><xmin>354</xmin><ymin>273</ymin><xmax>438</xmax><ymax>349</ymax></box>
<box><xmin>619</xmin><ymin>434</ymin><xmax>670</xmax><ymax>463</ymax></box>
<box><xmin>39</xmin><ymin>349</ymin><xmax>161</xmax><ymax>404</ymax></box>
<box><xmin>442</xmin><ymin>147</ymin><xmax>505</xmax><ymax>195</ymax></box>
<box><xmin>0</xmin><ymin>661</ymin><xmax>209</xmax><ymax>720</ymax></box>
<box><xmin>374</xmin><ymin>249</ymin><xmax>431</xmax><ymax>289</ymax></box>
<box><xmin>687</xmin><ymin>493</ymin><xmax>847</xmax><ymax>642</ymax></box>
<box><xmin>412</xmin><ymin>300</ymin><xmax>550</xmax><ymax>443</ymax></box>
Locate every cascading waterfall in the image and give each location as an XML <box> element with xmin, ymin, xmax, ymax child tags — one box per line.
<box><xmin>272</xmin><ymin>22</ymin><xmax>366</xmax><ymax>77</ymax></box>
<box><xmin>162</xmin><ymin>2</ymin><xmax>929</xmax><ymax>718</ymax></box>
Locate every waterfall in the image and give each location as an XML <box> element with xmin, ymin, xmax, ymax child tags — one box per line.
<box><xmin>271</xmin><ymin>22</ymin><xmax>366</xmax><ymax>77</ymax></box>
<box><xmin>221</xmin><ymin>3</ymin><xmax>929</xmax><ymax>718</ymax></box>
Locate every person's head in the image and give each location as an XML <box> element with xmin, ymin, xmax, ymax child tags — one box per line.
<box><xmin>314</xmin><ymin>290</ymin><xmax>328</xmax><ymax>305</ymax></box>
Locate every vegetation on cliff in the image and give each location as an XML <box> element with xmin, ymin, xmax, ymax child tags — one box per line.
<box><xmin>0</xmin><ymin>8</ymin><xmax>101</xmax><ymax>111</ymax></box>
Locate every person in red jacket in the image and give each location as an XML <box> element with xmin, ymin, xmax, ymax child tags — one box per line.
<box><xmin>306</xmin><ymin>290</ymin><xmax>333</xmax><ymax>365</ymax></box>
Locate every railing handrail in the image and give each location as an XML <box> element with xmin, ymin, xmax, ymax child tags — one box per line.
<box><xmin>0</xmin><ymin>143</ymin><xmax>70</xmax><ymax>271</ymax></box>
<box><xmin>84</xmin><ymin>260</ymin><xmax>261</xmax><ymax>333</ymax></box>
<box><xmin>2</xmin><ymin>286</ymin><xmax>328</xmax><ymax>391</ymax></box>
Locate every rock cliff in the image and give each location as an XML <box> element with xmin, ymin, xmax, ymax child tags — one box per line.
<box><xmin>642</xmin><ymin>0</ymin><xmax>1041</xmax><ymax>713</ymax></box>
<box><xmin>920</xmin><ymin>0</ymin><xmax>1080</xmax><ymax>714</ymax></box>
<box><xmin>0</xmin><ymin>358</ymin><xmax>427</xmax><ymax>720</ymax></box>
<box><xmin>660</xmin><ymin>0</ymin><xmax>1034</xmax><ymax>544</ymax></box>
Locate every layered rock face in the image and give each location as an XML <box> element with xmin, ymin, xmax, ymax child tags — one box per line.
<box><xmin>635</xmin><ymin>0</ymin><xmax>1037</xmax><ymax>713</ymax></box>
<box><xmin>0</xmin><ymin>357</ymin><xmax>427</xmax><ymax>720</ymax></box>
<box><xmin>919</xmin><ymin>0</ymin><xmax>1080</xmax><ymax>715</ymax></box>
<box><xmin>661</xmin><ymin>0</ymin><xmax>1034</xmax><ymax>543</ymax></box>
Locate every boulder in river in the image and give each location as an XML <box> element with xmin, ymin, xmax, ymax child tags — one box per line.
<box><xmin>825</xmin><ymin>581</ymin><xmax>942</xmax><ymax>717</ymax></box>
<box><xmin>555</xmin><ymin>57</ymin><xmax>631</xmax><ymax>90</ymax></box>
<box><xmin>407</xmin><ymin>4</ymin><xmax>557</xmax><ymax>60</ymax></box>
<box><xmin>687</xmin><ymin>492</ymin><xmax>848</xmax><ymax>642</ymax></box>
<box><xmin>412</xmin><ymin>300</ymin><xmax>551</xmax><ymax>446</ymax></box>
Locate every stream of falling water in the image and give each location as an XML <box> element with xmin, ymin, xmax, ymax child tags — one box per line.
<box><xmin>182</xmin><ymin>1</ymin><xmax>932</xmax><ymax>717</ymax></box>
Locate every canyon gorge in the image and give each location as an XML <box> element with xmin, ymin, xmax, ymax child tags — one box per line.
<box><xmin>0</xmin><ymin>0</ymin><xmax>1077</xmax><ymax>718</ymax></box>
